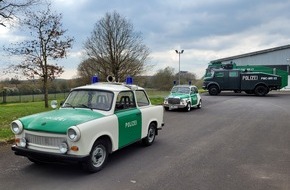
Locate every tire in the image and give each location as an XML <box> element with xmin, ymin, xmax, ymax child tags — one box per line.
<box><xmin>254</xmin><ymin>85</ymin><xmax>268</xmax><ymax>96</ymax></box>
<box><xmin>197</xmin><ymin>100</ymin><xmax>202</xmax><ymax>109</ymax></box>
<box><xmin>83</xmin><ymin>139</ymin><xmax>108</xmax><ymax>173</ymax></box>
<box><xmin>184</xmin><ymin>102</ymin><xmax>191</xmax><ymax>112</ymax></box>
<box><xmin>208</xmin><ymin>85</ymin><xmax>219</xmax><ymax>95</ymax></box>
<box><xmin>142</xmin><ymin>123</ymin><xmax>156</xmax><ymax>146</ymax></box>
<box><xmin>164</xmin><ymin>107</ymin><xmax>169</xmax><ymax>111</ymax></box>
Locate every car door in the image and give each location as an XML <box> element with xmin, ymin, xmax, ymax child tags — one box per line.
<box><xmin>225</xmin><ymin>71</ymin><xmax>240</xmax><ymax>90</ymax></box>
<box><xmin>190</xmin><ymin>87</ymin><xmax>198</xmax><ymax>105</ymax></box>
<box><xmin>115</xmin><ymin>91</ymin><xmax>142</xmax><ymax>148</ymax></box>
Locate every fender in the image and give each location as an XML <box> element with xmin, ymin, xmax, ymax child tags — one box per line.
<box><xmin>89</xmin><ymin>131</ymin><xmax>116</xmax><ymax>153</ymax></box>
<box><xmin>207</xmin><ymin>82</ymin><xmax>220</xmax><ymax>90</ymax></box>
<box><xmin>254</xmin><ymin>82</ymin><xmax>268</xmax><ymax>89</ymax></box>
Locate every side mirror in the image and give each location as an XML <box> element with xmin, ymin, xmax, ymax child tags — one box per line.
<box><xmin>50</xmin><ymin>100</ymin><xmax>58</xmax><ymax>109</ymax></box>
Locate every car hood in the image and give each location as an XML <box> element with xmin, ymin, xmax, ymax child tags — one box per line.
<box><xmin>19</xmin><ymin>109</ymin><xmax>105</xmax><ymax>134</ymax></box>
<box><xmin>167</xmin><ymin>93</ymin><xmax>190</xmax><ymax>99</ymax></box>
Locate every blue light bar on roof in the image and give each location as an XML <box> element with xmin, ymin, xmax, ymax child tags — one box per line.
<box><xmin>126</xmin><ymin>76</ymin><xmax>133</xmax><ymax>84</ymax></box>
<box><xmin>91</xmin><ymin>75</ymin><xmax>98</xmax><ymax>84</ymax></box>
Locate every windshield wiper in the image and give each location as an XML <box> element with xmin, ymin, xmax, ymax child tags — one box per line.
<box><xmin>77</xmin><ymin>104</ymin><xmax>93</xmax><ymax>110</ymax></box>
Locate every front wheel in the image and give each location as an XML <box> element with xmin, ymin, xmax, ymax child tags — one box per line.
<box><xmin>208</xmin><ymin>85</ymin><xmax>219</xmax><ymax>95</ymax></box>
<box><xmin>142</xmin><ymin>123</ymin><xmax>157</xmax><ymax>146</ymax></box>
<box><xmin>184</xmin><ymin>102</ymin><xmax>191</xmax><ymax>112</ymax></box>
<box><xmin>197</xmin><ymin>100</ymin><xmax>202</xmax><ymax>109</ymax></box>
<box><xmin>83</xmin><ymin>139</ymin><xmax>108</xmax><ymax>173</ymax></box>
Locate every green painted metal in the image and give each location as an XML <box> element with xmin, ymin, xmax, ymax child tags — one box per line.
<box><xmin>115</xmin><ymin>108</ymin><xmax>142</xmax><ymax>148</ymax></box>
<box><xmin>205</xmin><ymin>62</ymin><xmax>288</xmax><ymax>88</ymax></box>
<box><xmin>19</xmin><ymin>109</ymin><xmax>104</xmax><ymax>134</ymax></box>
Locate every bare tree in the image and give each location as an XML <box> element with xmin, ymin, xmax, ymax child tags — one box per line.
<box><xmin>77</xmin><ymin>58</ymin><xmax>101</xmax><ymax>84</ymax></box>
<box><xmin>4</xmin><ymin>4</ymin><xmax>74</xmax><ymax>107</ymax></box>
<box><xmin>84</xmin><ymin>11</ymin><xmax>150</xmax><ymax>82</ymax></box>
<box><xmin>0</xmin><ymin>0</ymin><xmax>39</xmax><ymax>27</ymax></box>
<box><xmin>176</xmin><ymin>71</ymin><xmax>197</xmax><ymax>85</ymax></box>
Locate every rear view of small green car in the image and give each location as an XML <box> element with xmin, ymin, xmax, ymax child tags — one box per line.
<box><xmin>11</xmin><ymin>82</ymin><xmax>164</xmax><ymax>173</ymax></box>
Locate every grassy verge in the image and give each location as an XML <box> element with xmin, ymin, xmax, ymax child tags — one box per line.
<box><xmin>0</xmin><ymin>102</ymin><xmax>54</xmax><ymax>142</ymax></box>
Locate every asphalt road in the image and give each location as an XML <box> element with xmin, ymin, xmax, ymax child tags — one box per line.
<box><xmin>0</xmin><ymin>91</ymin><xmax>289</xmax><ymax>190</ymax></box>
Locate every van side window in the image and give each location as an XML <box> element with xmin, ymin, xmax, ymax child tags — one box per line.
<box><xmin>215</xmin><ymin>72</ymin><xmax>224</xmax><ymax>77</ymax></box>
<box><xmin>229</xmin><ymin>71</ymin><xmax>238</xmax><ymax>77</ymax></box>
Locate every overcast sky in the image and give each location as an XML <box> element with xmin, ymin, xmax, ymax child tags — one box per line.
<box><xmin>1</xmin><ymin>0</ymin><xmax>290</xmax><ymax>80</ymax></box>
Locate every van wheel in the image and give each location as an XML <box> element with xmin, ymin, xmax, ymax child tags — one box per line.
<box><xmin>254</xmin><ymin>85</ymin><xmax>268</xmax><ymax>96</ymax></box>
<box><xmin>83</xmin><ymin>139</ymin><xmax>108</xmax><ymax>173</ymax></box>
<box><xmin>142</xmin><ymin>123</ymin><xmax>156</xmax><ymax>146</ymax></box>
<box><xmin>208</xmin><ymin>85</ymin><xmax>219</xmax><ymax>95</ymax></box>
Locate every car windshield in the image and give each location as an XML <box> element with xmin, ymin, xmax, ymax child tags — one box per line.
<box><xmin>171</xmin><ymin>87</ymin><xmax>190</xmax><ymax>94</ymax></box>
<box><xmin>62</xmin><ymin>90</ymin><xmax>114</xmax><ymax>111</ymax></box>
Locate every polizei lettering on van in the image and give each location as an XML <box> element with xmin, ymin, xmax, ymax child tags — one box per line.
<box><xmin>242</xmin><ymin>75</ymin><xmax>258</xmax><ymax>80</ymax></box>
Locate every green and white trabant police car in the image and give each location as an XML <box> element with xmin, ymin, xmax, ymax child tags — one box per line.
<box><xmin>11</xmin><ymin>78</ymin><xmax>164</xmax><ymax>172</ymax></box>
<box><xmin>163</xmin><ymin>85</ymin><xmax>202</xmax><ymax>111</ymax></box>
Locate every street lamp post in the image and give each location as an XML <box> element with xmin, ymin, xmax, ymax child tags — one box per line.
<box><xmin>175</xmin><ymin>50</ymin><xmax>184</xmax><ymax>85</ymax></box>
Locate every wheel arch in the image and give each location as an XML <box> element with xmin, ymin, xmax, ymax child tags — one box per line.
<box><xmin>150</xmin><ymin>120</ymin><xmax>158</xmax><ymax>135</ymax></box>
<box><xmin>91</xmin><ymin>134</ymin><xmax>114</xmax><ymax>154</ymax></box>
<box><xmin>254</xmin><ymin>82</ymin><xmax>269</xmax><ymax>89</ymax></box>
<box><xmin>207</xmin><ymin>82</ymin><xmax>220</xmax><ymax>90</ymax></box>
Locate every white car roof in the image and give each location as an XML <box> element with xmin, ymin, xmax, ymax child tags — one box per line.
<box><xmin>73</xmin><ymin>82</ymin><xmax>145</xmax><ymax>92</ymax></box>
<box><xmin>173</xmin><ymin>85</ymin><xmax>197</xmax><ymax>88</ymax></box>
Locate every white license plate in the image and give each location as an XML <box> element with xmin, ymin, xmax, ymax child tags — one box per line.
<box><xmin>170</xmin><ymin>105</ymin><xmax>178</xmax><ymax>109</ymax></box>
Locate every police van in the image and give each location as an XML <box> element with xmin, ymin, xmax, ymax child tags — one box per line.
<box><xmin>203</xmin><ymin>69</ymin><xmax>282</xmax><ymax>96</ymax></box>
<box><xmin>11</xmin><ymin>77</ymin><xmax>164</xmax><ymax>172</ymax></box>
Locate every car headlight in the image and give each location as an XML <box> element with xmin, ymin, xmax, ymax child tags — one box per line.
<box><xmin>19</xmin><ymin>138</ymin><xmax>27</xmax><ymax>147</ymax></box>
<box><xmin>11</xmin><ymin>120</ymin><xmax>23</xmax><ymax>135</ymax></box>
<box><xmin>67</xmin><ymin>126</ymin><xmax>81</xmax><ymax>142</ymax></box>
<box><xmin>59</xmin><ymin>142</ymin><xmax>68</xmax><ymax>153</ymax></box>
<box><xmin>181</xmin><ymin>99</ymin><xmax>187</xmax><ymax>104</ymax></box>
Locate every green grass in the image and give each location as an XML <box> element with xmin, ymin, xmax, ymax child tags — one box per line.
<box><xmin>0</xmin><ymin>102</ymin><xmax>53</xmax><ymax>142</ymax></box>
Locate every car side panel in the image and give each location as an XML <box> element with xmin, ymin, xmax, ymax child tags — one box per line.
<box><xmin>139</xmin><ymin>105</ymin><xmax>164</xmax><ymax>138</ymax></box>
<box><xmin>70</xmin><ymin>115</ymin><xmax>119</xmax><ymax>155</ymax></box>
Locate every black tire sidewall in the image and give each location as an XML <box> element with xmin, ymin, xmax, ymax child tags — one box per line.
<box><xmin>84</xmin><ymin>140</ymin><xmax>108</xmax><ymax>173</ymax></box>
<box><xmin>255</xmin><ymin>86</ymin><xmax>267</xmax><ymax>96</ymax></box>
<box><xmin>142</xmin><ymin>123</ymin><xmax>156</xmax><ymax>146</ymax></box>
<box><xmin>209</xmin><ymin>86</ymin><xmax>219</xmax><ymax>95</ymax></box>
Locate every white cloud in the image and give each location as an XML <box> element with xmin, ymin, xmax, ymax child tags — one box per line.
<box><xmin>1</xmin><ymin>0</ymin><xmax>290</xmax><ymax>81</ymax></box>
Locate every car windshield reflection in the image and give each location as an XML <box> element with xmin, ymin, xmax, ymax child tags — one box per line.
<box><xmin>63</xmin><ymin>90</ymin><xmax>114</xmax><ymax>111</ymax></box>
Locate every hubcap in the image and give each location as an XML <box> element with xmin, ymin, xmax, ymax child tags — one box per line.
<box><xmin>92</xmin><ymin>145</ymin><xmax>106</xmax><ymax>168</ymax></box>
<box><xmin>148</xmin><ymin>127</ymin><xmax>155</xmax><ymax>143</ymax></box>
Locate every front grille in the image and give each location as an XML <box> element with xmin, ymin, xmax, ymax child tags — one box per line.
<box><xmin>25</xmin><ymin>133</ymin><xmax>66</xmax><ymax>147</ymax></box>
<box><xmin>168</xmin><ymin>98</ymin><xmax>180</xmax><ymax>104</ymax></box>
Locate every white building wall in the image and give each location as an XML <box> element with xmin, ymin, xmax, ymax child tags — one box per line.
<box><xmin>221</xmin><ymin>48</ymin><xmax>290</xmax><ymax>66</ymax></box>
<box><xmin>219</xmin><ymin>47</ymin><xmax>290</xmax><ymax>90</ymax></box>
